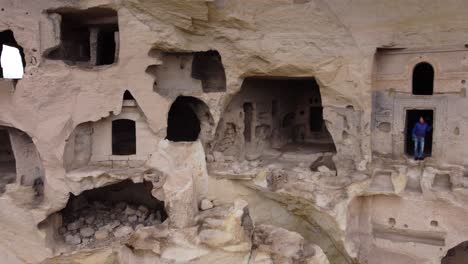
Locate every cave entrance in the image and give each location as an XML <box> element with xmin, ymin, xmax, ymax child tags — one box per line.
<box><xmin>58</xmin><ymin>180</ymin><xmax>166</xmax><ymax>247</ymax></box>
<box><xmin>112</xmin><ymin>119</ymin><xmax>136</xmax><ymax>155</ymax></box>
<box><xmin>405</xmin><ymin>109</ymin><xmax>433</xmax><ymax>157</ymax></box>
<box><xmin>191</xmin><ymin>50</ymin><xmax>226</xmax><ymax>93</ymax></box>
<box><xmin>0</xmin><ymin>129</ymin><xmax>16</xmax><ymax>193</ymax></box>
<box><xmin>0</xmin><ymin>126</ymin><xmax>44</xmax><ymax>200</ymax></box>
<box><xmin>167</xmin><ymin>96</ymin><xmax>203</xmax><ymax>142</ymax></box>
<box><xmin>220</xmin><ymin>77</ymin><xmax>336</xmax><ymax>158</ymax></box>
<box><xmin>46</xmin><ymin>8</ymin><xmax>119</xmax><ymax>66</ymax></box>
<box><xmin>442</xmin><ymin>241</ymin><xmax>468</xmax><ymax>264</ymax></box>
<box><xmin>0</xmin><ymin>30</ymin><xmax>25</xmax><ymax>79</ymax></box>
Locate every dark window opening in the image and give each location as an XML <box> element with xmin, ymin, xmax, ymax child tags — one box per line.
<box><xmin>405</xmin><ymin>109</ymin><xmax>433</xmax><ymax>156</ymax></box>
<box><xmin>167</xmin><ymin>96</ymin><xmax>201</xmax><ymax>142</ymax></box>
<box><xmin>57</xmin><ymin>180</ymin><xmax>167</xmax><ymax>247</ymax></box>
<box><xmin>243</xmin><ymin>103</ymin><xmax>254</xmax><ymax>143</ymax></box>
<box><xmin>309</xmin><ymin>107</ymin><xmax>324</xmax><ymax>132</ymax></box>
<box><xmin>0</xmin><ymin>129</ymin><xmax>16</xmax><ymax>193</ymax></box>
<box><xmin>46</xmin><ymin>8</ymin><xmax>118</xmax><ymax>66</ymax></box>
<box><xmin>112</xmin><ymin>119</ymin><xmax>136</xmax><ymax>155</ymax></box>
<box><xmin>96</xmin><ymin>30</ymin><xmax>116</xmax><ymax>65</ymax></box>
<box><xmin>0</xmin><ymin>30</ymin><xmax>25</xmax><ymax>79</ymax></box>
<box><xmin>191</xmin><ymin>50</ymin><xmax>227</xmax><ymax>93</ymax></box>
<box><xmin>412</xmin><ymin>62</ymin><xmax>434</xmax><ymax>95</ymax></box>
<box><xmin>442</xmin><ymin>241</ymin><xmax>468</xmax><ymax>264</ymax></box>
<box><xmin>123</xmin><ymin>90</ymin><xmax>134</xmax><ymax>100</ymax></box>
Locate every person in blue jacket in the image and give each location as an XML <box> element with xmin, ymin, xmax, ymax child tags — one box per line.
<box><xmin>412</xmin><ymin>117</ymin><xmax>432</xmax><ymax>160</ymax></box>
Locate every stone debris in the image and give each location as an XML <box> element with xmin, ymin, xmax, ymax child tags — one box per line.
<box><xmin>198</xmin><ymin>199</ymin><xmax>252</xmax><ymax>251</ymax></box>
<box><xmin>85</xmin><ymin>215</ymin><xmax>95</xmax><ymax>225</ymax></box>
<box><xmin>212</xmin><ymin>199</ymin><xmax>223</xmax><ymax>207</ymax></box>
<box><xmin>114</xmin><ymin>226</ymin><xmax>134</xmax><ymax>238</ymax></box>
<box><xmin>266</xmin><ymin>169</ymin><xmax>288</xmax><ymax>191</ymax></box>
<box><xmin>66</xmin><ymin>221</ymin><xmax>81</xmax><ymax>231</ymax></box>
<box><xmin>65</xmin><ymin>234</ymin><xmax>81</xmax><ymax>245</ymax></box>
<box><xmin>200</xmin><ymin>199</ymin><xmax>214</xmax><ymax>210</ymax></box>
<box><xmin>94</xmin><ymin>229</ymin><xmax>109</xmax><ymax>240</ymax></box>
<box><xmin>124</xmin><ymin>206</ymin><xmax>137</xmax><ymax>215</ymax></box>
<box><xmin>109</xmin><ymin>220</ymin><xmax>121</xmax><ymax>229</ymax></box>
<box><xmin>252</xmin><ymin>224</ymin><xmax>323</xmax><ymax>263</ymax></box>
<box><xmin>79</xmin><ymin>227</ymin><xmax>95</xmax><ymax>238</ymax></box>
<box><xmin>317</xmin><ymin>165</ymin><xmax>330</xmax><ymax>173</ymax></box>
<box><xmin>199</xmin><ymin>229</ymin><xmax>233</xmax><ymax>247</ymax></box>
<box><xmin>60</xmin><ymin>200</ymin><xmax>164</xmax><ymax>248</ymax></box>
<box><xmin>127</xmin><ymin>227</ymin><xmax>165</xmax><ymax>255</ymax></box>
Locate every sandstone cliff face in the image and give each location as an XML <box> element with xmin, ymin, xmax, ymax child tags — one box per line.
<box><xmin>1</xmin><ymin>0</ymin><xmax>468</xmax><ymax>263</ymax></box>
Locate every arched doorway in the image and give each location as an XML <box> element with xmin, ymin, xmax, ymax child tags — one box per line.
<box><xmin>166</xmin><ymin>96</ymin><xmax>213</xmax><ymax>142</ymax></box>
<box><xmin>412</xmin><ymin>62</ymin><xmax>434</xmax><ymax>95</ymax></box>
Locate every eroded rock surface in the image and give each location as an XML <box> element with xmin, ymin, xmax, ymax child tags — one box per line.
<box><xmin>1</xmin><ymin>1</ymin><xmax>468</xmax><ymax>264</ymax></box>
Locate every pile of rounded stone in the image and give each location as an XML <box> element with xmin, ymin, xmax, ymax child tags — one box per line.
<box><xmin>59</xmin><ymin>201</ymin><xmax>164</xmax><ymax>248</ymax></box>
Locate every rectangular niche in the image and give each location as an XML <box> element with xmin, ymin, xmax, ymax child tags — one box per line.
<box><xmin>46</xmin><ymin>7</ymin><xmax>119</xmax><ymax>66</ymax></box>
<box><xmin>404</xmin><ymin>172</ymin><xmax>422</xmax><ymax>193</ymax></box>
<box><xmin>432</xmin><ymin>173</ymin><xmax>452</xmax><ymax>192</ymax></box>
<box><xmin>369</xmin><ymin>171</ymin><xmax>394</xmax><ymax>193</ymax></box>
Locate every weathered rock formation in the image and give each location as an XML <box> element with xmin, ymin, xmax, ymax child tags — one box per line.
<box><xmin>1</xmin><ymin>0</ymin><xmax>468</xmax><ymax>263</ymax></box>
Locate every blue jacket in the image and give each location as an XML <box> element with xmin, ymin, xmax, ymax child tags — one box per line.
<box><xmin>412</xmin><ymin>122</ymin><xmax>432</xmax><ymax>138</ymax></box>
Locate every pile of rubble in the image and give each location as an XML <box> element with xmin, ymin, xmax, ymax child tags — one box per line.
<box><xmin>59</xmin><ymin>201</ymin><xmax>164</xmax><ymax>248</ymax></box>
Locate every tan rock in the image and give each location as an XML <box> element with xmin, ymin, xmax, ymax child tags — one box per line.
<box><xmin>79</xmin><ymin>227</ymin><xmax>95</xmax><ymax>238</ymax></box>
<box><xmin>94</xmin><ymin>229</ymin><xmax>109</xmax><ymax>240</ymax></box>
<box><xmin>200</xmin><ymin>199</ymin><xmax>214</xmax><ymax>210</ymax></box>
<box><xmin>199</xmin><ymin>229</ymin><xmax>234</xmax><ymax>247</ymax></box>
<box><xmin>127</xmin><ymin>227</ymin><xmax>161</xmax><ymax>255</ymax></box>
<box><xmin>3</xmin><ymin>1</ymin><xmax>468</xmax><ymax>264</ymax></box>
<box><xmin>114</xmin><ymin>226</ymin><xmax>133</xmax><ymax>238</ymax></box>
<box><xmin>65</xmin><ymin>234</ymin><xmax>81</xmax><ymax>245</ymax></box>
<box><xmin>253</xmin><ymin>224</ymin><xmax>304</xmax><ymax>259</ymax></box>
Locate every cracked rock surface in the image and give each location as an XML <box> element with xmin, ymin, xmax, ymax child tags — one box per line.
<box><xmin>2</xmin><ymin>1</ymin><xmax>468</xmax><ymax>264</ymax></box>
